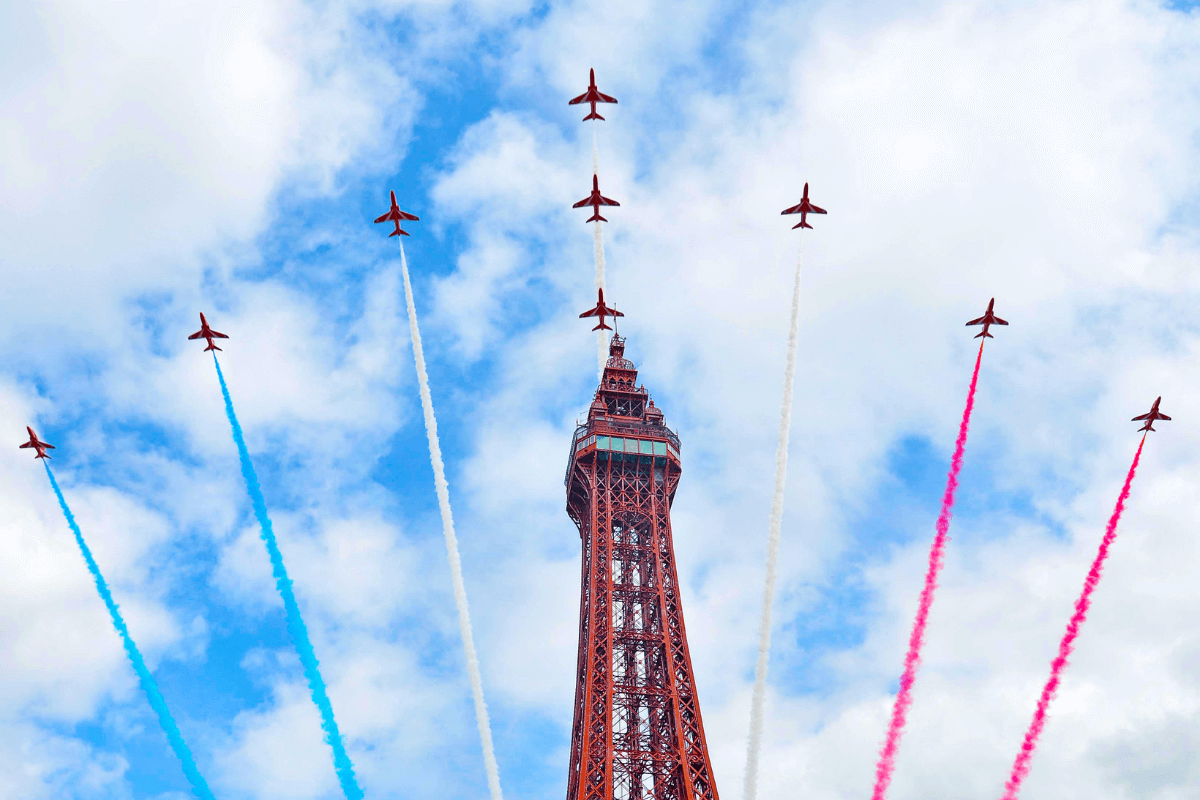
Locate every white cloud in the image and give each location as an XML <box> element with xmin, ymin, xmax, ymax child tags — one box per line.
<box><xmin>0</xmin><ymin>0</ymin><xmax>415</xmax><ymax>349</ymax></box>
<box><xmin>0</xmin><ymin>722</ymin><xmax>130</xmax><ymax>800</ymax></box>
<box><xmin>216</xmin><ymin>679</ymin><xmax>340</xmax><ymax>800</ymax></box>
<box><xmin>213</xmin><ymin>637</ymin><xmax>471</xmax><ymax>800</ymax></box>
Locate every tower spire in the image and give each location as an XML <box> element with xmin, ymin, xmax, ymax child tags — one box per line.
<box><xmin>606</xmin><ymin>333</ymin><xmax>630</xmax><ymax>370</ymax></box>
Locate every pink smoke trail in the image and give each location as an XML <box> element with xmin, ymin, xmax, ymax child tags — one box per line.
<box><xmin>870</xmin><ymin>338</ymin><xmax>986</xmax><ymax>800</ymax></box>
<box><xmin>998</xmin><ymin>434</ymin><xmax>1147</xmax><ymax>800</ymax></box>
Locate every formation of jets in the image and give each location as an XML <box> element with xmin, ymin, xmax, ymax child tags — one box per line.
<box><xmin>18</xmin><ymin>69</ymin><xmax>1171</xmax><ymax>459</ymax></box>
<box><xmin>188</xmin><ymin>313</ymin><xmax>229</xmax><ymax>352</ymax></box>
<box><xmin>569</xmin><ymin>70</ymin><xmax>625</xmax><ymax>335</ymax></box>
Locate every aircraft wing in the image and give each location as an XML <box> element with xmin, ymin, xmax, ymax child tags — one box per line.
<box><xmin>965</xmin><ymin>315</ymin><xmax>986</xmax><ymax>326</ymax></box>
<box><xmin>808</xmin><ymin>204</ymin><xmax>827</xmax><ymax>214</ymax></box>
<box><xmin>399</xmin><ymin>211</ymin><xmax>420</xmax><ymax>221</ymax></box>
<box><xmin>611</xmin><ymin>308</ymin><xmax>625</xmax><ymax>317</ymax></box>
<box><xmin>992</xmin><ymin>316</ymin><xmax>1009</xmax><ymax>325</ymax></box>
<box><xmin>43</xmin><ymin>443</ymin><xmax>55</xmax><ymax>449</ymax></box>
<box><xmin>1158</xmin><ymin>412</ymin><xmax>1172</xmax><ymax>420</ymax></box>
<box><xmin>579</xmin><ymin>307</ymin><xmax>600</xmax><ymax>318</ymax></box>
<box><xmin>211</xmin><ymin>330</ymin><xmax>229</xmax><ymax>339</ymax></box>
<box><xmin>1131</xmin><ymin>411</ymin><xmax>1152</xmax><ymax>420</ymax></box>
<box><xmin>780</xmin><ymin>203</ymin><xmax>803</xmax><ymax>215</ymax></box>
<box><xmin>188</xmin><ymin>330</ymin><xmax>205</xmax><ymax>340</ymax></box>
<box><xmin>19</xmin><ymin>441</ymin><xmax>31</xmax><ymax>448</ymax></box>
<box><xmin>373</xmin><ymin>212</ymin><xmax>395</xmax><ymax>223</ymax></box>
<box><xmin>599</xmin><ymin>195</ymin><xmax>620</xmax><ymax>206</ymax></box>
<box><xmin>597</xmin><ymin>92</ymin><xmax>618</xmax><ymax>104</ymax></box>
<box><xmin>572</xmin><ymin>197</ymin><xmax>593</xmax><ymax>209</ymax></box>
<box><xmin>568</xmin><ymin>91</ymin><xmax>589</xmax><ymax>105</ymax></box>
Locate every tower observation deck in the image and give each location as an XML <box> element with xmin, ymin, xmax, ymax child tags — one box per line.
<box><xmin>563</xmin><ymin>334</ymin><xmax>721</xmax><ymax>800</ymax></box>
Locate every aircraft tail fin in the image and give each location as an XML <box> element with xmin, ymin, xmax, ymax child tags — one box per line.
<box><xmin>583</xmin><ymin>111</ymin><xmax>605</xmax><ymax>121</ymax></box>
<box><xmin>973</xmin><ymin>330</ymin><xmax>994</xmax><ymax>339</ymax></box>
<box><xmin>592</xmin><ymin>321</ymin><xmax>612</xmax><ymax>331</ymax></box>
<box><xmin>389</xmin><ymin>228</ymin><xmax>409</xmax><ymax>237</ymax></box>
<box><xmin>204</xmin><ymin>343</ymin><xmax>223</xmax><ymax>352</ymax></box>
<box><xmin>792</xmin><ymin>220</ymin><xmax>813</xmax><ymax>230</ymax></box>
<box><xmin>587</xmin><ymin>212</ymin><xmax>607</xmax><ymax>223</ymax></box>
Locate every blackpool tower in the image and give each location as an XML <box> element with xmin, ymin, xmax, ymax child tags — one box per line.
<box><xmin>563</xmin><ymin>334</ymin><xmax>721</xmax><ymax>800</ymax></box>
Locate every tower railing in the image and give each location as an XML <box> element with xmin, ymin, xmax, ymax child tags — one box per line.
<box><xmin>565</xmin><ymin>424</ymin><xmax>589</xmax><ymax>486</ymax></box>
<box><xmin>564</xmin><ymin>418</ymin><xmax>682</xmax><ymax>485</ymax></box>
<box><xmin>585</xmin><ymin>418</ymin><xmax>682</xmax><ymax>452</ymax></box>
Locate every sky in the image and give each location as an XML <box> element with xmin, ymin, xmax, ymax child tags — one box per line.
<box><xmin>2</xmin><ymin>0</ymin><xmax>1200</xmax><ymax>798</ymax></box>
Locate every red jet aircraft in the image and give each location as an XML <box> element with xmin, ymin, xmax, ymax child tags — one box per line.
<box><xmin>579</xmin><ymin>288</ymin><xmax>624</xmax><ymax>331</ymax></box>
<box><xmin>19</xmin><ymin>426</ymin><xmax>54</xmax><ymax>459</ymax></box>
<box><xmin>374</xmin><ymin>191</ymin><xmax>420</xmax><ymax>237</ymax></box>
<box><xmin>780</xmin><ymin>183</ymin><xmax>827</xmax><ymax>229</ymax></box>
<box><xmin>965</xmin><ymin>298</ymin><xmax>1009</xmax><ymax>339</ymax></box>
<box><xmin>573</xmin><ymin>174</ymin><xmax>620</xmax><ymax>222</ymax></box>
<box><xmin>1132</xmin><ymin>396</ymin><xmax>1171</xmax><ymax>432</ymax></box>
<box><xmin>568</xmin><ymin>69</ymin><xmax>618</xmax><ymax>121</ymax></box>
<box><xmin>188</xmin><ymin>313</ymin><xmax>229</xmax><ymax>352</ymax></box>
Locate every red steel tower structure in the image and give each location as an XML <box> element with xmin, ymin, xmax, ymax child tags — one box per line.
<box><xmin>564</xmin><ymin>334</ymin><xmax>721</xmax><ymax>800</ymax></box>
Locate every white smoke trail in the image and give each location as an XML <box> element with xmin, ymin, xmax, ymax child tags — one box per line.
<box><xmin>592</xmin><ymin>127</ymin><xmax>607</xmax><ymax>379</ymax></box>
<box><xmin>398</xmin><ymin>240</ymin><xmax>503</xmax><ymax>800</ymax></box>
<box><xmin>743</xmin><ymin>241</ymin><xmax>803</xmax><ymax>800</ymax></box>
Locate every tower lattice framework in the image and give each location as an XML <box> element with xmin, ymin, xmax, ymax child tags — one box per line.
<box><xmin>564</xmin><ymin>335</ymin><xmax>720</xmax><ymax>800</ymax></box>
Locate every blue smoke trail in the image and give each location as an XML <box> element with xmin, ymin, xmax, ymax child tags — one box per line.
<box><xmin>43</xmin><ymin>462</ymin><xmax>216</xmax><ymax>800</ymax></box>
<box><xmin>211</xmin><ymin>353</ymin><xmax>364</xmax><ymax>800</ymax></box>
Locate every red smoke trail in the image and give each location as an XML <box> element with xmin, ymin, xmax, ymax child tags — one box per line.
<box><xmin>998</xmin><ymin>434</ymin><xmax>1147</xmax><ymax>800</ymax></box>
<box><xmin>870</xmin><ymin>339</ymin><xmax>986</xmax><ymax>800</ymax></box>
